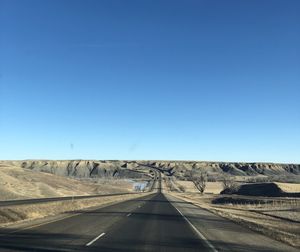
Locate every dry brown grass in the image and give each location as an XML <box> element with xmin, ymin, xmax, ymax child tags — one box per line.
<box><xmin>169</xmin><ymin>192</ymin><xmax>300</xmax><ymax>248</ymax></box>
<box><xmin>0</xmin><ymin>162</ymin><xmax>133</xmax><ymax>200</ymax></box>
<box><xmin>175</xmin><ymin>181</ymin><xmax>223</xmax><ymax>194</ymax></box>
<box><xmin>0</xmin><ymin>192</ymin><xmax>152</xmax><ymax>227</ymax></box>
<box><xmin>276</xmin><ymin>182</ymin><xmax>300</xmax><ymax>193</ymax></box>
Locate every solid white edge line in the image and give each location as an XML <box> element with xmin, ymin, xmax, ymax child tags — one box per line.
<box><xmin>86</xmin><ymin>232</ymin><xmax>106</xmax><ymax>246</ymax></box>
<box><xmin>173</xmin><ymin>204</ymin><xmax>218</xmax><ymax>252</ymax></box>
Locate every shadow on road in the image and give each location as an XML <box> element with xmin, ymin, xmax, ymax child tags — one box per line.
<box><xmin>0</xmin><ymin>228</ymin><xmax>282</xmax><ymax>252</ymax></box>
<box><xmin>0</xmin><ymin>193</ymin><xmax>295</xmax><ymax>252</ymax></box>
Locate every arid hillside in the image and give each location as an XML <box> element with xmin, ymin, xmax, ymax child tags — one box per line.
<box><xmin>2</xmin><ymin>160</ymin><xmax>300</xmax><ymax>180</ymax></box>
<box><xmin>0</xmin><ymin>162</ymin><xmax>134</xmax><ymax>200</ymax></box>
<box><xmin>4</xmin><ymin>160</ymin><xmax>147</xmax><ymax>179</ymax></box>
<box><xmin>141</xmin><ymin>160</ymin><xmax>300</xmax><ymax>177</ymax></box>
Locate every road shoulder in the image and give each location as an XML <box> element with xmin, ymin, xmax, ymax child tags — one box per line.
<box><xmin>165</xmin><ymin>193</ymin><xmax>299</xmax><ymax>252</ymax></box>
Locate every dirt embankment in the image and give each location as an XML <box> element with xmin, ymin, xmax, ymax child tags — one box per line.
<box><xmin>221</xmin><ymin>182</ymin><xmax>300</xmax><ymax>197</ymax></box>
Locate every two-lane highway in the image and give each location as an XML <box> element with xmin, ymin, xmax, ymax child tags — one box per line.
<box><xmin>85</xmin><ymin>193</ymin><xmax>206</xmax><ymax>251</ymax></box>
<box><xmin>0</xmin><ymin>191</ymin><xmax>298</xmax><ymax>252</ymax></box>
<box><xmin>0</xmin><ymin>193</ymin><xmax>207</xmax><ymax>251</ymax></box>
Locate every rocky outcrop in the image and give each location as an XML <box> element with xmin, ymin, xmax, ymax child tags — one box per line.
<box><xmin>4</xmin><ymin>160</ymin><xmax>300</xmax><ymax>180</ymax></box>
<box><xmin>11</xmin><ymin>160</ymin><xmax>145</xmax><ymax>179</ymax></box>
<box><xmin>138</xmin><ymin>161</ymin><xmax>300</xmax><ymax>177</ymax></box>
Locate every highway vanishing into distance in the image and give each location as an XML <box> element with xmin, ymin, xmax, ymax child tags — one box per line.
<box><xmin>0</xmin><ymin>176</ymin><xmax>298</xmax><ymax>252</ymax></box>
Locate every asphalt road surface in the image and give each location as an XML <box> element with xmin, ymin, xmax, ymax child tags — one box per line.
<box><xmin>0</xmin><ymin>193</ymin><xmax>135</xmax><ymax>208</ymax></box>
<box><xmin>0</xmin><ymin>192</ymin><xmax>298</xmax><ymax>252</ymax></box>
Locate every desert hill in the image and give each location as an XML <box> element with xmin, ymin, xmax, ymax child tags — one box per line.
<box><xmin>2</xmin><ymin>160</ymin><xmax>299</xmax><ymax>179</ymax></box>
<box><xmin>0</xmin><ymin>162</ymin><xmax>133</xmax><ymax>200</ymax></box>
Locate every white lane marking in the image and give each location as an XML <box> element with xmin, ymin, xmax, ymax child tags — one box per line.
<box><xmin>126</xmin><ymin>213</ymin><xmax>132</xmax><ymax>217</ymax></box>
<box><xmin>86</xmin><ymin>232</ymin><xmax>106</xmax><ymax>246</ymax></box>
<box><xmin>0</xmin><ymin>194</ymin><xmax>153</xmax><ymax>238</ymax></box>
<box><xmin>173</xmin><ymin>205</ymin><xmax>218</xmax><ymax>252</ymax></box>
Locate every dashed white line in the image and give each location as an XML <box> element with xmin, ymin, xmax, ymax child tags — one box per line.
<box><xmin>86</xmin><ymin>232</ymin><xmax>106</xmax><ymax>246</ymax></box>
<box><xmin>127</xmin><ymin>213</ymin><xmax>132</xmax><ymax>217</ymax></box>
<box><xmin>173</xmin><ymin>206</ymin><xmax>218</xmax><ymax>252</ymax></box>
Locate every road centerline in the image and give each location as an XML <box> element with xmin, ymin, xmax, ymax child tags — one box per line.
<box><xmin>86</xmin><ymin>232</ymin><xmax>106</xmax><ymax>246</ymax></box>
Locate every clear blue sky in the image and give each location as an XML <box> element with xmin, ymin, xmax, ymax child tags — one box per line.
<box><xmin>0</xmin><ymin>0</ymin><xmax>299</xmax><ymax>163</ymax></box>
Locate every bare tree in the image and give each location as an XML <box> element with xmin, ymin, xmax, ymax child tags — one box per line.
<box><xmin>221</xmin><ymin>174</ymin><xmax>238</xmax><ymax>193</ymax></box>
<box><xmin>189</xmin><ymin>170</ymin><xmax>207</xmax><ymax>194</ymax></box>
